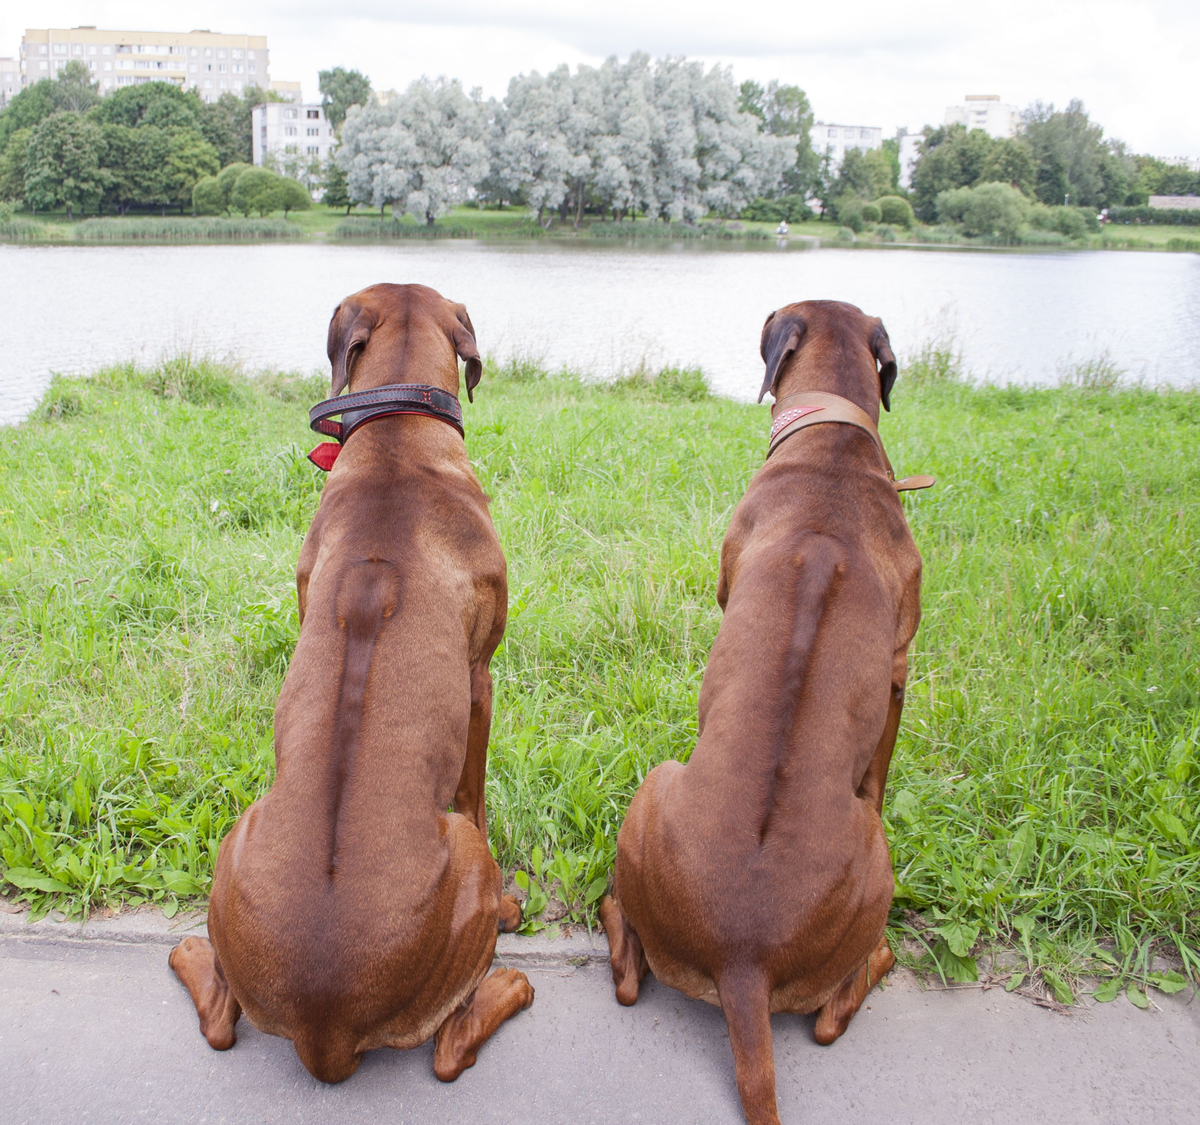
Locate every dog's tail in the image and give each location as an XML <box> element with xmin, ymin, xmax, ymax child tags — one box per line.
<box><xmin>716</xmin><ymin>965</ymin><xmax>782</xmax><ymax>1125</ymax></box>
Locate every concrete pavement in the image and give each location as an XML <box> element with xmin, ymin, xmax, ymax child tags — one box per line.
<box><xmin>1</xmin><ymin>912</ymin><xmax>1197</xmax><ymax>1125</ymax></box>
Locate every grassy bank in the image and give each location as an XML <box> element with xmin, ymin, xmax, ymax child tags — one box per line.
<box><xmin>1</xmin><ymin>356</ymin><xmax>1197</xmax><ymax>1005</ymax></box>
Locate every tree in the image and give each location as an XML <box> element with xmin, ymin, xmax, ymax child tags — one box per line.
<box><xmin>217</xmin><ymin>162</ymin><xmax>253</xmax><ymax>211</ymax></box>
<box><xmin>230</xmin><ymin>167</ymin><xmax>286</xmax><ymax>215</ymax></box>
<box><xmin>937</xmin><ymin>181</ymin><xmax>1029</xmax><ymax>239</ymax></box>
<box><xmin>88</xmin><ymin>82</ymin><xmax>203</xmax><ymax>131</ymax></box>
<box><xmin>979</xmin><ymin>137</ymin><xmax>1035</xmax><ymax>196</ymax></box>
<box><xmin>279</xmin><ymin>176</ymin><xmax>311</xmax><ymax>216</ymax></box>
<box><xmin>340</xmin><ymin>78</ymin><xmax>488</xmax><ymax>225</ymax></box>
<box><xmin>910</xmin><ymin>124</ymin><xmax>997</xmax><ymax>221</ymax></box>
<box><xmin>195</xmin><ymin>86</ymin><xmax>281</xmax><ymax>167</ymax></box>
<box><xmin>321</xmin><ymin>155</ymin><xmax>352</xmax><ymax>213</ymax></box>
<box><xmin>99</xmin><ymin>124</ymin><xmax>172</xmax><ymax>212</ymax></box>
<box><xmin>739</xmin><ymin>79</ymin><xmax>818</xmax><ymax>196</ymax></box>
<box><xmin>164</xmin><ymin>130</ymin><xmax>220</xmax><ymax>209</ymax></box>
<box><xmin>0</xmin><ymin>81</ymin><xmax>61</xmax><ymax>150</ymax></box>
<box><xmin>863</xmin><ymin>147</ymin><xmax>897</xmax><ymax>197</ymax></box>
<box><xmin>1021</xmin><ymin>100</ymin><xmax>1128</xmax><ymax>207</ymax></box>
<box><xmin>319</xmin><ymin>67</ymin><xmax>372</xmax><ymax>134</ymax></box>
<box><xmin>495</xmin><ymin>68</ymin><xmax>579</xmax><ymax>225</ymax></box>
<box><xmin>24</xmin><ymin>112</ymin><xmax>105</xmax><ymax>218</ymax></box>
<box><xmin>55</xmin><ymin>61</ymin><xmax>100</xmax><ymax>115</ymax></box>
<box><xmin>192</xmin><ymin>174</ymin><xmax>224</xmax><ymax>215</ymax></box>
<box><xmin>0</xmin><ymin>128</ymin><xmax>32</xmax><ymax>202</ymax></box>
<box><xmin>832</xmin><ymin>147</ymin><xmax>875</xmax><ymax>200</ymax></box>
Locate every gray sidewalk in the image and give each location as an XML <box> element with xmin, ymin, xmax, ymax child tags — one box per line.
<box><xmin>1</xmin><ymin>911</ymin><xmax>1197</xmax><ymax>1125</ymax></box>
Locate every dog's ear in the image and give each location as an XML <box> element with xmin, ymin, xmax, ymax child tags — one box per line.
<box><xmin>452</xmin><ymin>304</ymin><xmax>482</xmax><ymax>402</ymax></box>
<box><xmin>327</xmin><ymin>302</ymin><xmax>377</xmax><ymax>397</ymax></box>
<box><xmin>759</xmin><ymin>309</ymin><xmax>806</xmax><ymax>402</ymax></box>
<box><xmin>871</xmin><ymin>320</ymin><xmax>897</xmax><ymax>412</ymax></box>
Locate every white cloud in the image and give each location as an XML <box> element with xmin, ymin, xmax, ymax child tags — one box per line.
<box><xmin>3</xmin><ymin>0</ymin><xmax>1196</xmax><ymax>153</ymax></box>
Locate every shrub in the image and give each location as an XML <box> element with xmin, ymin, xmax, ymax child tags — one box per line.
<box><xmin>860</xmin><ymin>201</ymin><xmax>882</xmax><ymax>224</ymax></box>
<box><xmin>230</xmin><ymin>168</ymin><xmax>286</xmax><ymax>216</ymax></box>
<box><xmin>836</xmin><ymin>196</ymin><xmax>864</xmax><ymax>232</ymax></box>
<box><xmin>739</xmin><ymin>194</ymin><xmax>814</xmax><ymax>224</ymax></box>
<box><xmin>1107</xmin><ymin>205</ymin><xmax>1200</xmax><ymax>226</ymax></box>
<box><xmin>192</xmin><ymin>175</ymin><xmax>223</xmax><ymax>215</ymax></box>
<box><xmin>1029</xmin><ymin>204</ymin><xmax>1088</xmax><ymax>240</ymax></box>
<box><xmin>836</xmin><ymin>226</ymin><xmax>856</xmax><ymax>241</ymax></box>
<box><xmin>1076</xmin><ymin>207</ymin><xmax>1101</xmax><ymax>232</ymax></box>
<box><xmin>936</xmin><ymin>181</ymin><xmax>1029</xmax><ymax>241</ymax></box>
<box><xmin>876</xmin><ymin>195</ymin><xmax>914</xmax><ymax>228</ymax></box>
<box><xmin>877</xmin><ymin>224</ymin><xmax>898</xmax><ymax>242</ymax></box>
<box><xmin>1015</xmin><ymin>226</ymin><xmax>1069</xmax><ymax>246</ymax></box>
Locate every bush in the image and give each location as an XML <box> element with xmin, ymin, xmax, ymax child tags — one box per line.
<box><xmin>936</xmin><ymin>181</ymin><xmax>1029</xmax><ymax>241</ymax></box>
<box><xmin>192</xmin><ymin>175</ymin><xmax>223</xmax><ymax>215</ymax></box>
<box><xmin>876</xmin><ymin>195</ymin><xmax>914</xmax><ymax>228</ymax></box>
<box><xmin>1076</xmin><ymin>207</ymin><xmax>1101</xmax><ymax>233</ymax></box>
<box><xmin>230</xmin><ymin>168</ymin><xmax>286</xmax><ymax>216</ymax></box>
<box><xmin>835</xmin><ymin>195</ymin><xmax>864</xmax><ymax>232</ymax></box>
<box><xmin>739</xmin><ymin>194</ymin><xmax>813</xmax><ymax>224</ymax></box>
<box><xmin>877</xmin><ymin>224</ymin><xmax>898</xmax><ymax>242</ymax></box>
<box><xmin>836</xmin><ymin>226</ymin><xmax>856</xmax><ymax>241</ymax></box>
<box><xmin>860</xmin><ymin>201</ymin><xmax>882</xmax><ymax>224</ymax></box>
<box><xmin>1107</xmin><ymin>205</ymin><xmax>1200</xmax><ymax>226</ymax></box>
<box><xmin>1014</xmin><ymin>226</ymin><xmax>1069</xmax><ymax>246</ymax></box>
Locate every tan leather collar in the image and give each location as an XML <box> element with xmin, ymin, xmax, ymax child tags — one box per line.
<box><xmin>767</xmin><ymin>391</ymin><xmax>935</xmax><ymax>493</ymax></box>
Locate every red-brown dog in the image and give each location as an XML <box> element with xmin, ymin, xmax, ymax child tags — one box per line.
<box><xmin>170</xmin><ymin>283</ymin><xmax>532</xmax><ymax>1083</ymax></box>
<box><xmin>602</xmin><ymin>300</ymin><xmax>926</xmax><ymax>1124</ymax></box>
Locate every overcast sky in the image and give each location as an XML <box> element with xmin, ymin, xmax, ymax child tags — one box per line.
<box><xmin>4</xmin><ymin>1</ymin><xmax>1196</xmax><ymax>156</ymax></box>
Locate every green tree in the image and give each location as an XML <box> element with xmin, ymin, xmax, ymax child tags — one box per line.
<box><xmin>832</xmin><ymin>147</ymin><xmax>875</xmax><ymax>200</ymax></box>
<box><xmin>230</xmin><ymin>166</ymin><xmax>286</xmax><ymax>215</ymax></box>
<box><xmin>322</xmin><ymin>156</ymin><xmax>351</xmax><ymax>213</ymax></box>
<box><xmin>196</xmin><ymin>85</ymin><xmax>287</xmax><ymax>167</ymax></box>
<box><xmin>876</xmin><ymin>194</ymin><xmax>914</xmax><ymax>227</ymax></box>
<box><xmin>24</xmin><ymin>112</ymin><xmax>105</xmax><ymax>218</ymax></box>
<box><xmin>216</xmin><ymin>162</ymin><xmax>252</xmax><ymax>210</ymax></box>
<box><xmin>165</xmin><ymin>130</ymin><xmax>220</xmax><ymax>209</ymax></box>
<box><xmin>278</xmin><ymin>176</ymin><xmax>311</xmax><ymax>216</ymax></box>
<box><xmin>937</xmin><ymin>181</ymin><xmax>1029</xmax><ymax>239</ymax></box>
<box><xmin>979</xmin><ymin>137</ymin><xmax>1035</xmax><ymax>196</ymax></box>
<box><xmin>89</xmin><ymin>82</ymin><xmax>203</xmax><ymax>131</ymax></box>
<box><xmin>192</xmin><ymin>175</ymin><xmax>224</xmax><ymax>215</ymax></box>
<box><xmin>319</xmin><ymin>67</ymin><xmax>372</xmax><ymax>134</ymax></box>
<box><xmin>0</xmin><ymin>80</ymin><xmax>61</xmax><ymax>149</ymax></box>
<box><xmin>739</xmin><ymin>79</ymin><xmax>818</xmax><ymax>196</ymax></box>
<box><xmin>863</xmin><ymin>147</ymin><xmax>897</xmax><ymax>196</ymax></box>
<box><xmin>0</xmin><ymin>128</ymin><xmax>32</xmax><ymax>202</ymax></box>
<box><xmin>1021</xmin><ymin>100</ymin><xmax>1126</xmax><ymax>207</ymax></box>
<box><xmin>910</xmin><ymin>124</ymin><xmax>997</xmax><ymax>221</ymax></box>
<box><xmin>55</xmin><ymin>61</ymin><xmax>101</xmax><ymax>115</ymax></box>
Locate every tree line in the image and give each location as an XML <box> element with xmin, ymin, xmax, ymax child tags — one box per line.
<box><xmin>0</xmin><ymin>62</ymin><xmax>287</xmax><ymax>217</ymax></box>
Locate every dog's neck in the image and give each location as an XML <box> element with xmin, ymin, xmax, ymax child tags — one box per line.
<box><xmin>770</xmin><ymin>357</ymin><xmax>881</xmax><ymax>423</ymax></box>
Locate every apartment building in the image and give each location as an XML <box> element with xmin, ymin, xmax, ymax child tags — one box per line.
<box><xmin>944</xmin><ymin>94</ymin><xmax>1018</xmax><ymax>139</ymax></box>
<box><xmin>1</xmin><ymin>57</ymin><xmax>19</xmax><ymax>105</ymax></box>
<box><xmin>251</xmin><ymin>101</ymin><xmax>337</xmax><ymax>196</ymax></box>
<box><xmin>19</xmin><ymin>26</ymin><xmax>269</xmax><ymax>103</ymax></box>
<box><xmin>815</xmin><ymin>121</ymin><xmax>883</xmax><ymax>169</ymax></box>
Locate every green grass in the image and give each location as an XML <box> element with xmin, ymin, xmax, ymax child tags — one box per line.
<box><xmin>1</xmin><ymin>354</ymin><xmax>1197</xmax><ymax>1007</ymax></box>
<box><xmin>74</xmin><ymin>217</ymin><xmax>304</xmax><ymax>241</ymax></box>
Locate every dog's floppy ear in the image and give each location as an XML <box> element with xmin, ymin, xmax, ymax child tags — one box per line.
<box><xmin>871</xmin><ymin>320</ymin><xmax>897</xmax><ymax>412</ymax></box>
<box><xmin>327</xmin><ymin>302</ymin><xmax>377</xmax><ymax>397</ymax></box>
<box><xmin>452</xmin><ymin>304</ymin><xmax>482</xmax><ymax>402</ymax></box>
<box><xmin>759</xmin><ymin>309</ymin><xmax>807</xmax><ymax>402</ymax></box>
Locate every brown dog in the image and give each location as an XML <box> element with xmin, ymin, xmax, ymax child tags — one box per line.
<box><xmin>169</xmin><ymin>283</ymin><xmax>532</xmax><ymax>1083</ymax></box>
<box><xmin>601</xmin><ymin>300</ymin><xmax>925</xmax><ymax>1124</ymax></box>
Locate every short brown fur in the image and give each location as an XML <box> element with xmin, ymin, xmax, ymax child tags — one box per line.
<box><xmin>602</xmin><ymin>300</ymin><xmax>921</xmax><ymax>1124</ymax></box>
<box><xmin>169</xmin><ymin>283</ymin><xmax>532</xmax><ymax>1083</ymax></box>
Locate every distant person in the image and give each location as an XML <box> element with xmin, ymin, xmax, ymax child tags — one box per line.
<box><xmin>776</xmin><ymin>219</ymin><xmax>789</xmax><ymax>236</ymax></box>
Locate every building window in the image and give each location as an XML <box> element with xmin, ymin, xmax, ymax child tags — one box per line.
<box><xmin>232</xmin><ymin>49</ymin><xmax>243</xmax><ymax>59</ymax></box>
<box><xmin>189</xmin><ymin>47</ymin><xmax>198</xmax><ymax>57</ymax></box>
<box><xmin>248</xmin><ymin>50</ymin><xmax>256</xmax><ymax>59</ymax></box>
<box><xmin>73</xmin><ymin>45</ymin><xmax>83</xmax><ymax>55</ymax></box>
<box><xmin>204</xmin><ymin>80</ymin><xmax>212</xmax><ymax>88</ymax></box>
<box><xmin>217</xmin><ymin>49</ymin><xmax>226</xmax><ymax>58</ymax></box>
<box><xmin>307</xmin><ymin>145</ymin><xmax>319</xmax><ymax>155</ymax></box>
<box><xmin>103</xmin><ymin>61</ymin><xmax>111</xmax><ymax>71</ymax></box>
<box><xmin>204</xmin><ymin>48</ymin><xmax>212</xmax><ymax>57</ymax></box>
<box><xmin>233</xmin><ymin>64</ymin><xmax>242</xmax><ymax>73</ymax></box>
<box><xmin>285</xmin><ymin>144</ymin><xmax>298</xmax><ymax>154</ymax></box>
<box><xmin>38</xmin><ymin>45</ymin><xmax>48</xmax><ymax>54</ymax></box>
<box><xmin>103</xmin><ymin>45</ymin><xmax>112</xmax><ymax>54</ymax></box>
<box><xmin>189</xmin><ymin>64</ymin><xmax>197</xmax><ymax>72</ymax></box>
<box><xmin>828</xmin><ymin>128</ymin><xmax>837</xmax><ymax>137</ymax></box>
<box><xmin>248</xmin><ymin>65</ymin><xmax>256</xmax><ymax>74</ymax></box>
<box><xmin>88</xmin><ymin>46</ymin><xmax>97</xmax><ymax>55</ymax></box>
<box><xmin>38</xmin><ymin>61</ymin><xmax>48</xmax><ymax>70</ymax></box>
<box><xmin>218</xmin><ymin>64</ymin><xmax>226</xmax><ymax>72</ymax></box>
<box><xmin>54</xmin><ymin>43</ymin><xmax>68</xmax><ymax>55</ymax></box>
<box><xmin>860</xmin><ymin>129</ymin><xmax>871</xmax><ymax>139</ymax></box>
<box><xmin>306</xmin><ymin>127</ymin><xmax>318</xmax><ymax>135</ymax></box>
<box><xmin>285</xmin><ymin>108</ymin><xmax>298</xmax><ymax>118</ymax></box>
<box><xmin>285</xmin><ymin>126</ymin><xmax>297</xmax><ymax>136</ymax></box>
<box><xmin>306</xmin><ymin>109</ymin><xmax>319</xmax><ymax>118</ymax></box>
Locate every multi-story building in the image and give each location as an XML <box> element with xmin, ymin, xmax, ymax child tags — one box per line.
<box><xmin>251</xmin><ymin>101</ymin><xmax>338</xmax><ymax>196</ymax></box>
<box><xmin>814</xmin><ymin>121</ymin><xmax>883</xmax><ymax>169</ymax></box>
<box><xmin>944</xmin><ymin>94</ymin><xmax>1018</xmax><ymax>139</ymax></box>
<box><xmin>897</xmin><ymin>130</ymin><xmax>923</xmax><ymax>189</ymax></box>
<box><xmin>19</xmin><ymin>26</ymin><xmax>269</xmax><ymax>103</ymax></box>
<box><xmin>269</xmin><ymin>80</ymin><xmax>302</xmax><ymax>103</ymax></box>
<box><xmin>1</xmin><ymin>57</ymin><xmax>20</xmax><ymax>105</ymax></box>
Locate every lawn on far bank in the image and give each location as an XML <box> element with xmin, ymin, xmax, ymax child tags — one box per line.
<box><xmin>0</xmin><ymin>355</ymin><xmax>1196</xmax><ymax>1008</ymax></box>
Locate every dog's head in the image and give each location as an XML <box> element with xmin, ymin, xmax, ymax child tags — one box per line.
<box><xmin>759</xmin><ymin>300</ymin><xmax>897</xmax><ymax>412</ymax></box>
<box><xmin>326</xmin><ymin>283</ymin><xmax>483</xmax><ymax>400</ymax></box>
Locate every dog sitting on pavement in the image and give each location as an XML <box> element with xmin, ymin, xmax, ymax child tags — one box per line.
<box><xmin>601</xmin><ymin>300</ymin><xmax>931</xmax><ymax>1124</ymax></box>
<box><xmin>170</xmin><ymin>283</ymin><xmax>532</xmax><ymax>1083</ymax></box>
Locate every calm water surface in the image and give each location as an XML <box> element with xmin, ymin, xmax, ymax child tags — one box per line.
<box><xmin>2</xmin><ymin>239</ymin><xmax>1198</xmax><ymax>422</ymax></box>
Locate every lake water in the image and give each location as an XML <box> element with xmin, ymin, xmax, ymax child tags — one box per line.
<box><xmin>2</xmin><ymin>239</ymin><xmax>1198</xmax><ymax>423</ymax></box>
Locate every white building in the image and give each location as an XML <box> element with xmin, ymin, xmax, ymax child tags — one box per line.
<box><xmin>20</xmin><ymin>26</ymin><xmax>269</xmax><ymax>103</ymax></box>
<box><xmin>0</xmin><ymin>57</ymin><xmax>19</xmax><ymax>105</ymax></box>
<box><xmin>252</xmin><ymin>101</ymin><xmax>337</xmax><ymax>196</ymax></box>
<box><xmin>944</xmin><ymin>94</ymin><xmax>1018</xmax><ymax>139</ymax></box>
<box><xmin>897</xmin><ymin>130</ymin><xmax>923</xmax><ymax>189</ymax></box>
<box><xmin>815</xmin><ymin>121</ymin><xmax>883</xmax><ymax>168</ymax></box>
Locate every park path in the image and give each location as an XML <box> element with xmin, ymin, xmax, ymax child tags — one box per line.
<box><xmin>1</xmin><ymin>910</ymin><xmax>1197</xmax><ymax>1125</ymax></box>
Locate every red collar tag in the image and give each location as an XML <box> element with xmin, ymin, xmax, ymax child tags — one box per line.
<box><xmin>308</xmin><ymin>442</ymin><xmax>341</xmax><ymax>472</ymax></box>
<box><xmin>769</xmin><ymin>404</ymin><xmax>824</xmax><ymax>441</ymax></box>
